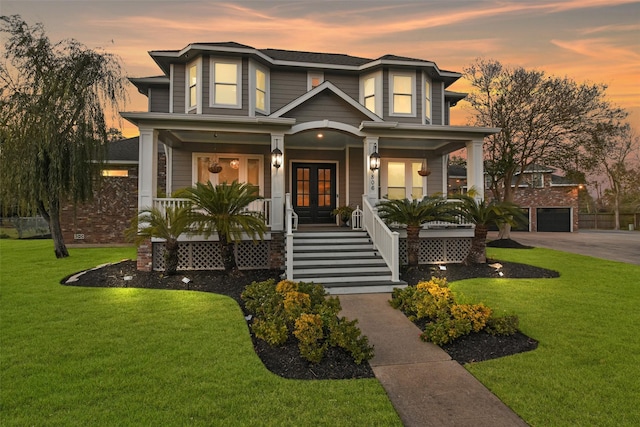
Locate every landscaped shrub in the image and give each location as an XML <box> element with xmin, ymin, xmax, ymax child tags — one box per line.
<box><xmin>485</xmin><ymin>313</ymin><xmax>520</xmax><ymax>336</ymax></box>
<box><xmin>391</xmin><ymin>277</ymin><xmax>518</xmax><ymax>346</ymax></box>
<box><xmin>242</xmin><ymin>279</ymin><xmax>374</xmax><ymax>364</ymax></box>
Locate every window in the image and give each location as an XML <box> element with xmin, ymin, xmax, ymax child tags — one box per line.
<box><xmin>193</xmin><ymin>153</ymin><xmax>263</xmax><ymax>194</ymax></box>
<box><xmin>389</xmin><ymin>71</ymin><xmax>415</xmax><ymax>116</ymax></box>
<box><xmin>210</xmin><ymin>58</ymin><xmax>242</xmax><ymax>108</ymax></box>
<box><xmin>256</xmin><ymin>68</ymin><xmax>266</xmax><ymax>111</ymax></box>
<box><xmin>382</xmin><ymin>159</ymin><xmax>425</xmax><ymax>200</ymax></box>
<box><xmin>101</xmin><ymin>169</ymin><xmax>129</xmax><ymax>177</ymax></box>
<box><xmin>424</xmin><ymin>76</ymin><xmax>432</xmax><ymax>123</ymax></box>
<box><xmin>307</xmin><ymin>72</ymin><xmax>324</xmax><ymax>90</ymax></box>
<box><xmin>188</xmin><ymin>64</ymin><xmax>197</xmax><ymax>109</ymax></box>
<box><xmin>359</xmin><ymin>71</ymin><xmax>382</xmax><ymax>116</ymax></box>
<box><xmin>185</xmin><ymin>58</ymin><xmax>201</xmax><ymax>112</ymax></box>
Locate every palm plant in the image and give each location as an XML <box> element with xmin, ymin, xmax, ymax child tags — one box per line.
<box><xmin>377</xmin><ymin>196</ymin><xmax>454</xmax><ymax>267</ymax></box>
<box><xmin>450</xmin><ymin>189</ymin><xmax>526</xmax><ymax>264</ymax></box>
<box><xmin>126</xmin><ymin>205</ymin><xmax>195</xmax><ymax>275</ymax></box>
<box><xmin>179</xmin><ymin>180</ymin><xmax>267</xmax><ymax>271</ymax></box>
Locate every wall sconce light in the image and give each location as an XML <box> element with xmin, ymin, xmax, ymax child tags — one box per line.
<box><xmin>369</xmin><ymin>150</ymin><xmax>380</xmax><ymax>171</ymax></box>
<box><xmin>271</xmin><ymin>146</ymin><xmax>283</xmax><ymax>169</ymax></box>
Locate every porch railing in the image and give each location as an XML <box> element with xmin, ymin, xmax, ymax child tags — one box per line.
<box><xmin>285</xmin><ymin>193</ymin><xmax>297</xmax><ymax>280</ymax></box>
<box><xmin>152</xmin><ymin>197</ymin><xmax>272</xmax><ymax>227</ymax></box>
<box><xmin>362</xmin><ymin>196</ymin><xmax>400</xmax><ymax>282</ymax></box>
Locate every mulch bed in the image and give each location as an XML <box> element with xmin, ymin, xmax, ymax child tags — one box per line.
<box><xmin>62</xmin><ymin>240</ymin><xmax>558</xmax><ymax>379</ymax></box>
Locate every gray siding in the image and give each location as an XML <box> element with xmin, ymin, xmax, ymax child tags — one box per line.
<box><xmin>286</xmin><ymin>91</ymin><xmax>368</xmax><ymax>127</ymax></box>
<box><xmin>149</xmin><ymin>87</ymin><xmax>170</xmax><ymax>113</ymax></box>
<box><xmin>270</xmin><ymin>70</ymin><xmax>307</xmax><ymax>111</ymax></box>
<box><xmin>432</xmin><ymin>82</ymin><xmax>443</xmax><ymax>125</ymax></box>
<box><xmin>171</xmin><ymin>149</ymin><xmax>192</xmax><ymax>191</ymax></box>
<box><xmin>348</xmin><ymin>147</ymin><xmax>364</xmax><ymax>207</ymax></box>
<box><xmin>324</xmin><ymin>72</ymin><xmax>359</xmax><ymax>100</ymax></box>
<box><xmin>173</xmin><ymin>64</ymin><xmax>185</xmax><ymax>113</ymax></box>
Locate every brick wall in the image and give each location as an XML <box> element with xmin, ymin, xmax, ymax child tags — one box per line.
<box><xmin>60</xmin><ymin>154</ymin><xmax>166</xmax><ymax>244</ymax></box>
<box><xmin>509</xmin><ymin>181</ymin><xmax>579</xmax><ymax>232</ymax></box>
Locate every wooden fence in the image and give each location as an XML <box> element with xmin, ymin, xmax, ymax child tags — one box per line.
<box><xmin>579</xmin><ymin>213</ymin><xmax>639</xmax><ymax>230</ymax></box>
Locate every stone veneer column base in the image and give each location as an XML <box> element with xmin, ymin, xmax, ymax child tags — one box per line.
<box><xmin>137</xmin><ymin>238</ymin><xmax>153</xmax><ymax>271</ymax></box>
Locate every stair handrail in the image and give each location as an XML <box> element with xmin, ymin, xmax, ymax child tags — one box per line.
<box><xmin>362</xmin><ymin>195</ymin><xmax>400</xmax><ymax>282</ymax></box>
<box><xmin>285</xmin><ymin>193</ymin><xmax>296</xmax><ymax>280</ymax></box>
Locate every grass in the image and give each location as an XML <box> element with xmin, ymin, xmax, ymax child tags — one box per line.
<box><xmin>0</xmin><ymin>240</ymin><xmax>401</xmax><ymax>426</ymax></box>
<box><xmin>451</xmin><ymin>247</ymin><xmax>640</xmax><ymax>427</ymax></box>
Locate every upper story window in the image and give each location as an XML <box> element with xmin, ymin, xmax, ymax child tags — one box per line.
<box><xmin>307</xmin><ymin>72</ymin><xmax>324</xmax><ymax>90</ymax></box>
<box><xmin>424</xmin><ymin>76</ymin><xmax>432</xmax><ymax>123</ymax></box>
<box><xmin>250</xmin><ymin>61</ymin><xmax>269</xmax><ymax>114</ymax></box>
<box><xmin>359</xmin><ymin>71</ymin><xmax>382</xmax><ymax>116</ymax></box>
<box><xmin>210</xmin><ymin>58</ymin><xmax>242</xmax><ymax>108</ymax></box>
<box><xmin>185</xmin><ymin>58</ymin><xmax>202</xmax><ymax>113</ymax></box>
<box><xmin>389</xmin><ymin>71</ymin><xmax>415</xmax><ymax>117</ymax></box>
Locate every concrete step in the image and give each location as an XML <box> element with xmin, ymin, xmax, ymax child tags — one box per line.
<box><xmin>293</xmin><ymin>243</ymin><xmax>375</xmax><ymax>251</ymax></box>
<box><xmin>292</xmin><ymin>251</ymin><xmax>379</xmax><ymax>259</ymax></box>
<box><xmin>324</xmin><ymin>281</ymin><xmax>408</xmax><ymax>295</ymax></box>
<box><xmin>292</xmin><ymin>258</ymin><xmax>386</xmax><ymax>267</ymax></box>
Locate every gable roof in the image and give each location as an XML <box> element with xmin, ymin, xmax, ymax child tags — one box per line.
<box><xmin>270</xmin><ymin>80</ymin><xmax>382</xmax><ymax>122</ymax></box>
<box><xmin>259</xmin><ymin>48</ymin><xmax>371</xmax><ymax>66</ymax></box>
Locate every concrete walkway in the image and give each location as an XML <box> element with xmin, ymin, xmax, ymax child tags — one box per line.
<box><xmin>339</xmin><ymin>293</ymin><xmax>528</xmax><ymax>427</ymax></box>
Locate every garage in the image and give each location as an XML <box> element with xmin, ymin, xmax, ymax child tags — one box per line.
<box><xmin>537</xmin><ymin>208</ymin><xmax>571</xmax><ymax>232</ymax></box>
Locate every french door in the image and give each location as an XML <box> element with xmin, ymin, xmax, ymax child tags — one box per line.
<box><xmin>292</xmin><ymin>163</ymin><xmax>336</xmax><ymax>224</ymax></box>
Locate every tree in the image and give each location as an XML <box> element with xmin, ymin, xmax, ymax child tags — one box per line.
<box><xmin>579</xmin><ymin>124</ymin><xmax>640</xmax><ymax>229</ymax></box>
<box><xmin>0</xmin><ymin>15</ymin><xmax>126</xmax><ymax>257</ymax></box>
<box><xmin>126</xmin><ymin>205</ymin><xmax>195</xmax><ymax>275</ymax></box>
<box><xmin>463</xmin><ymin>58</ymin><xmax>626</xmax><ymax>238</ymax></box>
<box><xmin>450</xmin><ymin>189</ymin><xmax>526</xmax><ymax>264</ymax></box>
<box><xmin>376</xmin><ymin>197</ymin><xmax>454</xmax><ymax>267</ymax></box>
<box><xmin>179</xmin><ymin>181</ymin><xmax>267</xmax><ymax>271</ymax></box>
<box><xmin>106</xmin><ymin>127</ymin><xmax>125</xmax><ymax>142</ymax></box>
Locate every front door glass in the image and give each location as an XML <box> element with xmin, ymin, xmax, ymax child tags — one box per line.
<box><xmin>293</xmin><ymin>163</ymin><xmax>336</xmax><ymax>224</ymax></box>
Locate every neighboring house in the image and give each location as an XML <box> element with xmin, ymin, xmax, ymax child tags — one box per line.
<box><xmin>121</xmin><ymin>42</ymin><xmax>499</xmax><ymax>292</ymax></box>
<box><xmin>447</xmin><ymin>164</ymin><xmax>581</xmax><ymax>232</ymax></box>
<box><xmin>60</xmin><ymin>137</ymin><xmax>166</xmax><ymax>244</ymax></box>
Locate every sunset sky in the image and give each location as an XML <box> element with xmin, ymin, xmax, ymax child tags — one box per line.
<box><xmin>2</xmin><ymin>0</ymin><xmax>639</xmax><ymax>137</ymax></box>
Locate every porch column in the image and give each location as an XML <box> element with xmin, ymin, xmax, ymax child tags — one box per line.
<box><xmin>466</xmin><ymin>138</ymin><xmax>484</xmax><ymax>200</ymax></box>
<box><xmin>364</xmin><ymin>136</ymin><xmax>380</xmax><ymax>204</ymax></box>
<box><xmin>138</xmin><ymin>127</ymin><xmax>158</xmax><ymax>210</ymax></box>
<box><xmin>271</xmin><ymin>133</ymin><xmax>285</xmax><ymax>231</ymax></box>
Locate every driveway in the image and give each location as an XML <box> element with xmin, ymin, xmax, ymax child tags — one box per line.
<box><xmin>488</xmin><ymin>230</ymin><xmax>640</xmax><ymax>266</ymax></box>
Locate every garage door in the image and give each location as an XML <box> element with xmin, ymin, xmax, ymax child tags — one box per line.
<box><xmin>537</xmin><ymin>208</ymin><xmax>571</xmax><ymax>232</ymax></box>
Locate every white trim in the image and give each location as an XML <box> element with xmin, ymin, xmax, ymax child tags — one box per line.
<box><xmin>185</xmin><ymin>58</ymin><xmax>202</xmax><ymax>114</ymax></box>
<box><xmin>380</xmin><ymin>158</ymin><xmax>426</xmax><ymax>200</ymax></box>
<box><xmin>359</xmin><ymin>71</ymin><xmax>383</xmax><ymax>117</ymax></box>
<box><xmin>307</xmin><ymin>71</ymin><xmax>324</xmax><ymax>91</ymax></box>
<box><xmin>249</xmin><ymin>60</ymin><xmax>270</xmax><ymax>116</ymax></box>
<box><xmin>169</xmin><ymin>64</ymin><xmax>174</xmax><ymax>113</ymax></box>
<box><xmin>209</xmin><ymin>57</ymin><xmax>242</xmax><ymax>109</ymax></box>
<box><xmin>388</xmin><ymin>70</ymin><xmax>416</xmax><ymax>117</ymax></box>
<box><xmin>270</xmin><ymin>80</ymin><xmax>382</xmax><ymax>122</ymax></box>
<box><xmin>164</xmin><ymin>143</ymin><xmax>173</xmax><ymax>195</ymax></box>
<box><xmin>288</xmin><ymin>120</ymin><xmax>364</xmax><ymax>137</ymax></box>
<box><xmin>423</xmin><ymin>71</ymin><xmax>432</xmax><ymax>125</ymax></box>
<box><xmin>440</xmin><ymin>82</ymin><xmax>445</xmax><ymax>125</ymax></box>
<box><xmin>191</xmin><ymin>152</ymin><xmax>264</xmax><ymax>192</ymax></box>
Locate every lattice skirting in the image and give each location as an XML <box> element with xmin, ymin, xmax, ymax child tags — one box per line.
<box><xmin>399</xmin><ymin>238</ymin><xmax>472</xmax><ymax>265</ymax></box>
<box><xmin>153</xmin><ymin>241</ymin><xmax>271</xmax><ymax>271</ymax></box>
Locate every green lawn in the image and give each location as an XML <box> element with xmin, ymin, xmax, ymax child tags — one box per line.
<box><xmin>0</xmin><ymin>240</ymin><xmax>400</xmax><ymax>426</ymax></box>
<box><xmin>452</xmin><ymin>247</ymin><xmax>640</xmax><ymax>427</ymax></box>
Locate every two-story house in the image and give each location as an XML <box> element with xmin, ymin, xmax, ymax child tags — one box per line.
<box><xmin>122</xmin><ymin>42</ymin><xmax>498</xmax><ymax>293</ymax></box>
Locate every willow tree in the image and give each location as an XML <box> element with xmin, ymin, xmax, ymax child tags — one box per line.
<box><xmin>0</xmin><ymin>15</ymin><xmax>126</xmax><ymax>257</ymax></box>
<box><xmin>464</xmin><ymin>58</ymin><xmax>626</xmax><ymax>238</ymax></box>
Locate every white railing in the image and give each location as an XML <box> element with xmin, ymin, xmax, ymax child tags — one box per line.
<box><xmin>285</xmin><ymin>193</ymin><xmax>297</xmax><ymax>280</ymax></box>
<box><xmin>362</xmin><ymin>196</ymin><xmax>400</xmax><ymax>282</ymax></box>
<box><xmin>153</xmin><ymin>197</ymin><xmax>272</xmax><ymax>227</ymax></box>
